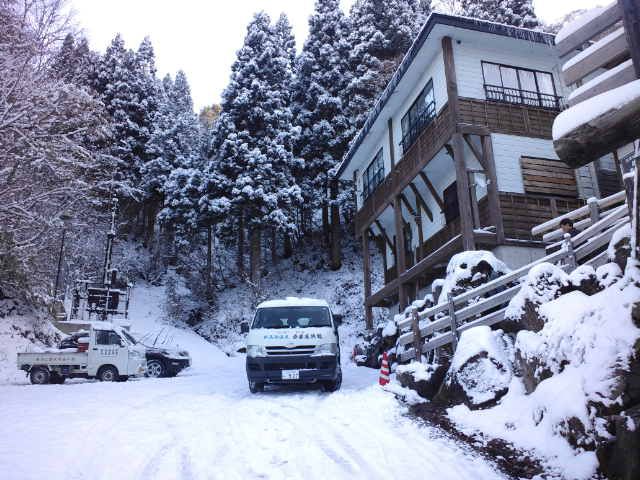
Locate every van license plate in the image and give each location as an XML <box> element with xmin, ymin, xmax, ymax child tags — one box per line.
<box><xmin>282</xmin><ymin>370</ymin><xmax>299</xmax><ymax>380</ymax></box>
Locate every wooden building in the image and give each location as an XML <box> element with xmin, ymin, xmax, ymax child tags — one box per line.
<box><xmin>336</xmin><ymin>14</ymin><xmax>619</xmax><ymax>328</ymax></box>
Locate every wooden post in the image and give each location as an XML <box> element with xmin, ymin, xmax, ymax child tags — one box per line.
<box><xmin>481</xmin><ymin>135</ymin><xmax>505</xmax><ymax>243</ymax></box>
<box><xmin>468</xmin><ymin>171</ymin><xmax>481</xmax><ymax>229</ymax></box>
<box><xmin>619</xmin><ymin>0</ymin><xmax>640</xmax><ymax>78</ymax></box>
<box><xmin>362</xmin><ymin>232</ymin><xmax>373</xmax><ymax>330</ymax></box>
<box><xmin>452</xmin><ymin>133</ymin><xmax>476</xmax><ymax>251</ymax></box>
<box><xmin>564</xmin><ymin>233</ymin><xmax>578</xmax><ymax>270</ymax></box>
<box><xmin>411</xmin><ymin>307</ymin><xmax>422</xmax><ymax>363</ymax></box>
<box><xmin>394</xmin><ymin>196</ymin><xmax>408</xmax><ymax>309</ymax></box>
<box><xmin>447</xmin><ymin>293</ymin><xmax>458</xmax><ymax>351</ymax></box>
<box><xmin>330</xmin><ymin>179</ymin><xmax>342</xmax><ymax>270</ymax></box>
<box><xmin>388</xmin><ymin>118</ymin><xmax>396</xmax><ymax>168</ymax></box>
<box><xmin>588</xmin><ymin>197</ymin><xmax>601</xmax><ymax>224</ymax></box>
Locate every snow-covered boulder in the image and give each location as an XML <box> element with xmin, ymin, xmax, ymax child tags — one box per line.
<box><xmin>598</xmin><ymin>404</ymin><xmax>640</xmax><ymax>480</ymax></box>
<box><xmin>434</xmin><ymin>326</ymin><xmax>514</xmax><ymax>409</ymax></box>
<box><xmin>608</xmin><ymin>223</ymin><xmax>631</xmax><ymax>272</ymax></box>
<box><xmin>596</xmin><ymin>262</ymin><xmax>623</xmax><ymax>288</ymax></box>
<box><xmin>435</xmin><ymin>251</ymin><xmax>510</xmax><ymax>307</ymax></box>
<box><xmin>502</xmin><ymin>263</ymin><xmax>570</xmax><ymax>333</ymax></box>
<box><xmin>568</xmin><ymin>265</ymin><xmax>602</xmax><ymax>296</ymax></box>
<box><xmin>396</xmin><ymin>360</ymin><xmax>448</xmax><ymax>400</ymax></box>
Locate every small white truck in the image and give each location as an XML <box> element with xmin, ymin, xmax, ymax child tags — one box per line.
<box><xmin>17</xmin><ymin>322</ymin><xmax>146</xmax><ymax>384</ymax></box>
<box><xmin>242</xmin><ymin>298</ymin><xmax>343</xmax><ymax>393</ymax></box>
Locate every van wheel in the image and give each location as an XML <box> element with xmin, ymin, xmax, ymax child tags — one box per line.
<box><xmin>30</xmin><ymin>367</ymin><xmax>50</xmax><ymax>385</ymax></box>
<box><xmin>146</xmin><ymin>359</ymin><xmax>165</xmax><ymax>378</ymax></box>
<box><xmin>97</xmin><ymin>365</ymin><xmax>118</xmax><ymax>382</ymax></box>
<box><xmin>324</xmin><ymin>369</ymin><xmax>342</xmax><ymax>392</ymax></box>
<box><xmin>249</xmin><ymin>380</ymin><xmax>264</xmax><ymax>393</ymax></box>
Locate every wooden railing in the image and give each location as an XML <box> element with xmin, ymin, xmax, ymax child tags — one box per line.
<box><xmin>395</xmin><ymin>191</ymin><xmax>629</xmax><ymax>362</ymax></box>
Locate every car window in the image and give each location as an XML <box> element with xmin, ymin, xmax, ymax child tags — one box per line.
<box><xmin>252</xmin><ymin>307</ymin><xmax>332</xmax><ymax>329</ymax></box>
<box><xmin>95</xmin><ymin>330</ymin><xmax>122</xmax><ymax>346</ymax></box>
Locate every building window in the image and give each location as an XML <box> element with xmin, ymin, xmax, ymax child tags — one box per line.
<box><xmin>400</xmin><ymin>80</ymin><xmax>436</xmax><ymax>153</ymax></box>
<box><xmin>362</xmin><ymin>149</ymin><xmax>384</xmax><ymax>201</ymax></box>
<box><xmin>482</xmin><ymin>61</ymin><xmax>562</xmax><ymax>110</ymax></box>
<box><xmin>443</xmin><ymin>182</ymin><xmax>459</xmax><ymax>224</ymax></box>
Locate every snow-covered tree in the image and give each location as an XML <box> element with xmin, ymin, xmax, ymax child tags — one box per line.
<box><xmin>293</xmin><ymin>0</ymin><xmax>352</xmax><ymax>240</ymax></box>
<box><xmin>344</xmin><ymin>0</ymin><xmax>431</xmax><ymax>131</ymax></box>
<box><xmin>209</xmin><ymin>12</ymin><xmax>302</xmax><ymax>284</ymax></box>
<box><xmin>460</xmin><ymin>0</ymin><xmax>540</xmax><ymax>29</ymax></box>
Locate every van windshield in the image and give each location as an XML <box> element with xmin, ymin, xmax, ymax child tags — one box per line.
<box><xmin>252</xmin><ymin>306</ymin><xmax>332</xmax><ymax>329</ymax></box>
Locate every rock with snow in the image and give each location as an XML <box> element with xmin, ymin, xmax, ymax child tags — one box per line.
<box><xmin>608</xmin><ymin>223</ymin><xmax>632</xmax><ymax>272</ymax></box>
<box><xmin>436</xmin><ymin>251</ymin><xmax>510</xmax><ymax>305</ymax></box>
<box><xmin>448</xmin><ymin>284</ymin><xmax>640</xmax><ymax>479</ymax></box>
<box><xmin>596</xmin><ymin>262</ymin><xmax>623</xmax><ymax>288</ymax></box>
<box><xmin>396</xmin><ymin>360</ymin><xmax>448</xmax><ymax>400</ymax></box>
<box><xmin>433</xmin><ymin>326</ymin><xmax>514</xmax><ymax>409</ymax></box>
<box><xmin>502</xmin><ymin>263</ymin><xmax>570</xmax><ymax>333</ymax></box>
<box><xmin>568</xmin><ymin>265</ymin><xmax>602</xmax><ymax>295</ymax></box>
<box><xmin>598</xmin><ymin>404</ymin><xmax>640</xmax><ymax>480</ymax></box>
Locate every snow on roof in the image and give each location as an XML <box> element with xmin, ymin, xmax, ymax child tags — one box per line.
<box><xmin>257</xmin><ymin>297</ymin><xmax>330</xmax><ymax>309</ymax></box>
<box><xmin>555</xmin><ymin>5</ymin><xmax>608</xmax><ymax>44</ymax></box>
<box><xmin>568</xmin><ymin>59</ymin><xmax>634</xmax><ymax>103</ymax></box>
<box><xmin>552</xmin><ymin>79</ymin><xmax>640</xmax><ymax>140</ymax></box>
<box><xmin>561</xmin><ymin>27</ymin><xmax>625</xmax><ymax>73</ymax></box>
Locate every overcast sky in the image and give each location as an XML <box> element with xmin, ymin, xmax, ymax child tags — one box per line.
<box><xmin>69</xmin><ymin>0</ymin><xmax>606</xmax><ymax>111</ymax></box>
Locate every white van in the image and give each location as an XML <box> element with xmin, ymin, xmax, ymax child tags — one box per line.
<box><xmin>242</xmin><ymin>298</ymin><xmax>342</xmax><ymax>393</ymax></box>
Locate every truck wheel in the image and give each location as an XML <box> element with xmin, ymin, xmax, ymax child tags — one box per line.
<box><xmin>97</xmin><ymin>365</ymin><xmax>118</xmax><ymax>382</ymax></box>
<box><xmin>249</xmin><ymin>380</ymin><xmax>264</xmax><ymax>393</ymax></box>
<box><xmin>323</xmin><ymin>369</ymin><xmax>342</xmax><ymax>392</ymax></box>
<box><xmin>146</xmin><ymin>359</ymin><xmax>165</xmax><ymax>378</ymax></box>
<box><xmin>29</xmin><ymin>367</ymin><xmax>50</xmax><ymax>385</ymax></box>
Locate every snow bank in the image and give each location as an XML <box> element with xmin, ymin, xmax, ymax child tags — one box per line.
<box><xmin>449</xmin><ymin>283</ymin><xmax>640</xmax><ymax>479</ymax></box>
<box><xmin>553</xmin><ymin>80</ymin><xmax>640</xmax><ymax>140</ymax></box>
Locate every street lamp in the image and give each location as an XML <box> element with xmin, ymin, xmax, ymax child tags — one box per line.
<box><xmin>53</xmin><ymin>211</ymin><xmax>72</xmax><ymax>300</ymax></box>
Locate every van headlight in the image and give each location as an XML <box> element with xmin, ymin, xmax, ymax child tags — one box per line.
<box><xmin>314</xmin><ymin>343</ymin><xmax>338</xmax><ymax>356</ymax></box>
<box><xmin>246</xmin><ymin>345</ymin><xmax>267</xmax><ymax>358</ymax></box>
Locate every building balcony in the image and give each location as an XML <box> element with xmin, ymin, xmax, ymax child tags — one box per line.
<box><xmin>483</xmin><ymin>84</ymin><xmax>565</xmax><ymax>111</ymax></box>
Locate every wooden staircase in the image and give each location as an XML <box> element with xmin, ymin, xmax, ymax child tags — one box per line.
<box><xmin>396</xmin><ymin>190</ymin><xmax>629</xmax><ymax>362</ymax></box>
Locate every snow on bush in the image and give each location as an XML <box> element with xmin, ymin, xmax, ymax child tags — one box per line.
<box><xmin>505</xmin><ymin>263</ymin><xmax>569</xmax><ymax>319</ymax></box>
<box><xmin>437</xmin><ymin>251</ymin><xmax>510</xmax><ymax>304</ymax></box>
<box><xmin>445</xmin><ymin>326</ymin><xmax>514</xmax><ymax>406</ymax></box>
<box><xmin>448</xmin><ymin>283</ymin><xmax>640</xmax><ymax>479</ymax></box>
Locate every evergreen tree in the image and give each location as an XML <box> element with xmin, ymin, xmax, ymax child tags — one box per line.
<box><xmin>460</xmin><ymin>0</ymin><xmax>540</xmax><ymax>29</ymax></box>
<box><xmin>206</xmin><ymin>12</ymin><xmax>302</xmax><ymax>283</ymax></box>
<box><xmin>293</xmin><ymin>0</ymin><xmax>352</xmax><ymax>240</ymax></box>
<box><xmin>51</xmin><ymin>33</ymin><xmax>98</xmax><ymax>87</ymax></box>
<box><xmin>142</xmin><ymin>71</ymin><xmax>201</xmax><ymax>213</ymax></box>
<box><xmin>92</xmin><ymin>35</ymin><xmax>160</xmax><ymax>211</ymax></box>
<box><xmin>344</xmin><ymin>0</ymin><xmax>431</xmax><ymax>132</ymax></box>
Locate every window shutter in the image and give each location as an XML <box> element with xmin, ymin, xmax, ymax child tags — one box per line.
<box><xmin>520</xmin><ymin>157</ymin><xmax>578</xmax><ymax>197</ymax></box>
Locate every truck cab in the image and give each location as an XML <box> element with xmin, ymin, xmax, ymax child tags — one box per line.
<box><xmin>243</xmin><ymin>298</ymin><xmax>342</xmax><ymax>393</ymax></box>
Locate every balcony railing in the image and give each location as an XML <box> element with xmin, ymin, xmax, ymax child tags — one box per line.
<box><xmin>484</xmin><ymin>84</ymin><xmax>564</xmax><ymax>110</ymax></box>
<box><xmin>399</xmin><ymin>101</ymin><xmax>437</xmax><ymax>154</ymax></box>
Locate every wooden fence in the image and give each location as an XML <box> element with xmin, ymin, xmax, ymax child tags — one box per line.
<box><xmin>396</xmin><ymin>190</ymin><xmax>629</xmax><ymax>362</ymax></box>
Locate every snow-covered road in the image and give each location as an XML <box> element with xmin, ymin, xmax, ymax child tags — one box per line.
<box><xmin>0</xmin><ymin>286</ymin><xmax>507</xmax><ymax>480</ymax></box>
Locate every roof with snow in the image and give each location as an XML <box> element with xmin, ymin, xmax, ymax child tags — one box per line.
<box><xmin>337</xmin><ymin>13</ymin><xmax>555</xmax><ymax>178</ymax></box>
<box><xmin>257</xmin><ymin>297</ymin><xmax>331</xmax><ymax>309</ymax></box>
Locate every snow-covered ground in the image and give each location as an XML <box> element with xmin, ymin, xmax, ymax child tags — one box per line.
<box><xmin>0</xmin><ymin>284</ymin><xmax>507</xmax><ymax>480</ymax></box>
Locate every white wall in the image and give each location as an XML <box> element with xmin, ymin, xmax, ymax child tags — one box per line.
<box><xmin>453</xmin><ymin>37</ymin><xmax>568</xmax><ymax>101</ymax></box>
<box><xmin>491</xmin><ymin>133</ymin><xmax>597</xmax><ymax>198</ymax></box>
